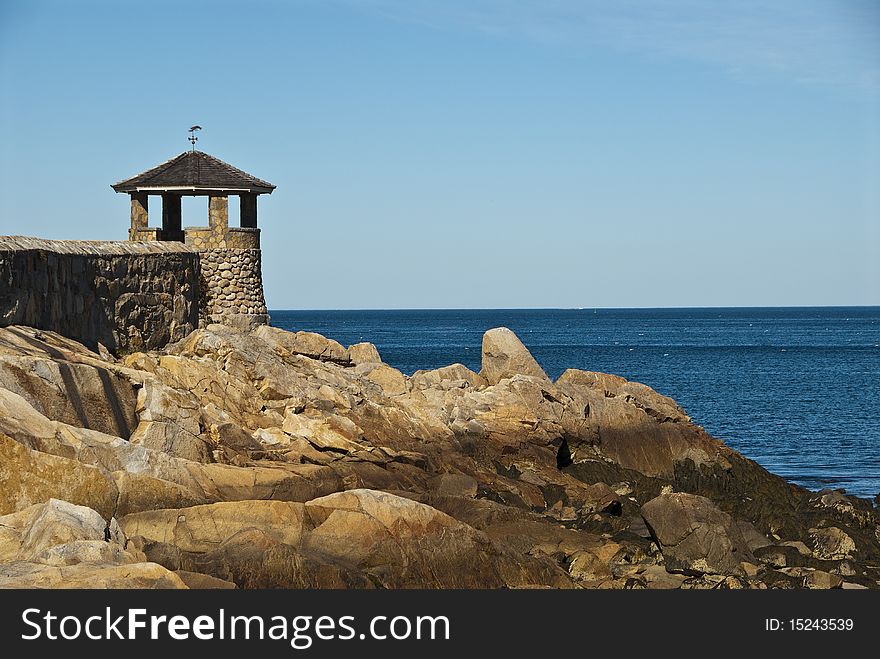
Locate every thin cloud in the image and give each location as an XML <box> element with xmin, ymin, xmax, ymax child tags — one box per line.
<box><xmin>342</xmin><ymin>0</ymin><xmax>880</xmax><ymax>90</ymax></box>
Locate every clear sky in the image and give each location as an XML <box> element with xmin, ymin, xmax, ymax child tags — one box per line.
<box><xmin>1</xmin><ymin>0</ymin><xmax>878</xmax><ymax>309</ymax></box>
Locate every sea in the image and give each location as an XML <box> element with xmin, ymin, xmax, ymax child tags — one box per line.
<box><xmin>270</xmin><ymin>307</ymin><xmax>880</xmax><ymax>500</ymax></box>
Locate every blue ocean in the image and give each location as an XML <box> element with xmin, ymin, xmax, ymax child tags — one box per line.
<box><xmin>271</xmin><ymin>307</ymin><xmax>880</xmax><ymax>499</ymax></box>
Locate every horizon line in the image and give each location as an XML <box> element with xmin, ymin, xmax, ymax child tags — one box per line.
<box><xmin>267</xmin><ymin>304</ymin><xmax>880</xmax><ymax>312</ymax></box>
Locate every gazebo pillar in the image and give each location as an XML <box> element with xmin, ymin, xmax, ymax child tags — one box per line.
<box><xmin>240</xmin><ymin>193</ymin><xmax>257</xmax><ymax>228</ymax></box>
<box><xmin>209</xmin><ymin>195</ymin><xmax>229</xmax><ymax>231</ymax></box>
<box><xmin>129</xmin><ymin>192</ymin><xmax>148</xmax><ymax>236</ymax></box>
<box><xmin>161</xmin><ymin>193</ymin><xmax>182</xmax><ymax>241</ymax></box>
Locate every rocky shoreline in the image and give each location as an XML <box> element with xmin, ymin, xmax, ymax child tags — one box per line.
<box><xmin>0</xmin><ymin>322</ymin><xmax>876</xmax><ymax>589</ymax></box>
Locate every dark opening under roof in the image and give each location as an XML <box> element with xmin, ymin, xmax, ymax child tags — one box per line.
<box><xmin>112</xmin><ymin>150</ymin><xmax>276</xmax><ymax>194</ymax></box>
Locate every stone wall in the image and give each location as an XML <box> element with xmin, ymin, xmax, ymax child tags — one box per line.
<box><xmin>225</xmin><ymin>228</ymin><xmax>260</xmax><ymax>249</ymax></box>
<box><xmin>183</xmin><ymin>227</ymin><xmax>260</xmax><ymax>250</ymax></box>
<box><xmin>198</xmin><ymin>248</ymin><xmax>268</xmax><ymax>328</ymax></box>
<box><xmin>0</xmin><ymin>236</ymin><xmax>200</xmax><ymax>353</ymax></box>
<box><xmin>184</xmin><ymin>227</ymin><xmax>225</xmax><ymax>250</ymax></box>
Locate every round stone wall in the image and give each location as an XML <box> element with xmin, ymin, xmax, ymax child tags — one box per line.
<box><xmin>198</xmin><ymin>248</ymin><xmax>268</xmax><ymax>321</ymax></box>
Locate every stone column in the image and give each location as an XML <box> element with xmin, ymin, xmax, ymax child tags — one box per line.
<box><xmin>161</xmin><ymin>193</ymin><xmax>183</xmax><ymax>241</ymax></box>
<box><xmin>240</xmin><ymin>193</ymin><xmax>257</xmax><ymax>228</ymax></box>
<box><xmin>209</xmin><ymin>195</ymin><xmax>229</xmax><ymax>233</ymax></box>
<box><xmin>129</xmin><ymin>193</ymin><xmax>148</xmax><ymax>239</ymax></box>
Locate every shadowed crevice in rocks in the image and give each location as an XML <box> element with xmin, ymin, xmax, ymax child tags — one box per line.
<box><xmin>6</xmin><ymin>326</ymin><xmax>68</xmax><ymax>360</ymax></box>
<box><xmin>556</xmin><ymin>438</ymin><xmax>572</xmax><ymax>469</ymax></box>
<box><xmin>55</xmin><ymin>362</ymin><xmax>90</xmax><ymax>431</ymax></box>
<box><xmin>95</xmin><ymin>367</ymin><xmax>136</xmax><ymax>439</ymax></box>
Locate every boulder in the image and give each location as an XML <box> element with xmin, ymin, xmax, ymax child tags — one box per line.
<box><xmin>282</xmin><ymin>412</ymin><xmax>365</xmax><ymax>453</ymax></box>
<box><xmin>567</xmin><ymin>549</ymin><xmax>612</xmax><ymax>583</ymax></box>
<box><xmin>639</xmin><ymin>564</ymin><xmax>688</xmax><ymax>589</ymax></box>
<box><xmin>641</xmin><ymin>492</ymin><xmax>755</xmax><ymax>576</ymax></box>
<box><xmin>0</xmin><ymin>499</ymin><xmax>107</xmax><ymax>562</ymax></box>
<box><xmin>31</xmin><ymin>540</ymin><xmax>141</xmax><ymax>567</ymax></box>
<box><xmin>0</xmin><ymin>561</ymin><xmax>187</xmax><ymax>588</ymax></box>
<box><xmin>808</xmin><ymin>527</ymin><xmax>856</xmax><ymax>560</ymax></box>
<box><xmin>120</xmin><ymin>500</ymin><xmax>309</xmax><ymax>553</ymax></box>
<box><xmin>254</xmin><ymin>326</ymin><xmax>350</xmax><ymax>364</ymax></box>
<box><xmin>214</xmin><ymin>421</ymin><xmax>263</xmax><ymax>454</ymax></box>
<box><xmin>735</xmin><ymin>520</ymin><xmax>773</xmax><ymax>552</ymax></box>
<box><xmin>120</xmin><ymin>490</ymin><xmax>573</xmax><ymax>588</ymax></box>
<box><xmin>174</xmin><ymin>570</ymin><xmax>237</xmax><ymax>589</ymax></box>
<box><xmin>129</xmin><ymin>420</ymin><xmax>212</xmax><ymax>463</ymax></box>
<box><xmin>112</xmin><ymin>471</ymin><xmax>208</xmax><ymax>517</ymax></box>
<box><xmin>428</xmin><ymin>473</ymin><xmax>479</xmax><ymax>498</ymax></box>
<box><xmin>301</xmin><ymin>489</ymin><xmax>520</xmax><ymax>588</ymax></box>
<box><xmin>480</xmin><ymin>327</ymin><xmax>549</xmax><ymax>385</ymax></box>
<box><xmin>579</xmin><ymin>482</ymin><xmax>623</xmax><ymax>515</ymax></box>
<box><xmin>365</xmin><ymin>365</ymin><xmax>408</xmax><ymax>397</ymax></box>
<box><xmin>753</xmin><ymin>544</ymin><xmax>805</xmax><ymax>569</ymax></box>
<box><xmin>411</xmin><ymin>364</ymin><xmax>487</xmax><ymax>390</ymax></box>
<box><xmin>803</xmin><ymin>569</ymin><xmax>843</xmax><ymax>589</ymax></box>
<box><xmin>142</xmin><ymin>528</ymin><xmax>374</xmax><ymax>589</ymax></box>
<box><xmin>348</xmin><ymin>342</ymin><xmax>382</xmax><ymax>365</ymax></box>
<box><xmin>556</xmin><ymin>369</ymin><xmax>689</xmax><ymax>423</ymax></box>
<box><xmin>0</xmin><ymin>431</ymin><xmax>118</xmax><ymax>518</ymax></box>
<box><xmin>0</xmin><ymin>355</ymin><xmax>138</xmax><ymax>438</ymax></box>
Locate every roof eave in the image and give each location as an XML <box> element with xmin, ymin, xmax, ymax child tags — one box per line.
<box><xmin>112</xmin><ymin>185</ymin><xmax>275</xmax><ymax>195</ymax></box>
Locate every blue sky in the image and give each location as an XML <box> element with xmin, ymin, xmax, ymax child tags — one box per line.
<box><xmin>0</xmin><ymin>0</ymin><xmax>877</xmax><ymax>308</ymax></box>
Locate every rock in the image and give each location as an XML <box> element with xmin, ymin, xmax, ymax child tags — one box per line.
<box><xmin>556</xmin><ymin>369</ymin><xmax>689</xmax><ymax>423</ymax></box>
<box><xmin>813</xmin><ymin>489</ymin><xmax>854</xmax><ymax>513</ymax></box>
<box><xmin>641</xmin><ymin>492</ymin><xmax>755</xmax><ymax>576</ymax></box>
<box><xmin>809</xmin><ymin>527</ymin><xmax>856</xmax><ymax>560</ymax></box>
<box><xmin>626</xmin><ymin>516</ymin><xmax>653</xmax><ymax>539</ymax></box>
<box><xmin>579</xmin><ymin>482</ymin><xmax>622</xmax><ymax>515</ymax></box>
<box><xmin>121</xmin><ymin>490</ymin><xmax>572</xmax><ymax>588</ymax></box>
<box><xmin>3</xmin><ymin>320</ymin><xmax>880</xmax><ymax>591</ymax></box>
<box><xmin>129</xmin><ymin>420</ymin><xmax>212</xmax><ymax>463</ymax></box>
<box><xmin>428</xmin><ymin>473</ymin><xmax>478</xmax><ymax>498</ymax></box>
<box><xmin>0</xmin><ymin>499</ymin><xmax>106</xmax><ymax>562</ymax></box>
<box><xmin>639</xmin><ymin>565</ymin><xmax>688</xmax><ymax>589</ymax></box>
<box><xmin>128</xmin><ymin>379</ymin><xmax>211</xmax><ymax>461</ymax></box>
<box><xmin>411</xmin><ymin>364</ymin><xmax>487</xmax><ymax>390</ymax></box>
<box><xmin>480</xmin><ymin>327</ymin><xmax>549</xmax><ymax>385</ymax></box>
<box><xmin>214</xmin><ymin>421</ymin><xmax>263</xmax><ymax>454</ymax></box>
<box><xmin>568</xmin><ymin>550</ymin><xmax>612</xmax><ymax>583</ymax></box>
<box><xmin>554</xmin><ymin>369</ymin><xmax>727</xmax><ymax>478</ymax></box>
<box><xmin>365</xmin><ymin>365</ymin><xmax>407</xmax><ymax>397</ymax></box>
<box><xmin>0</xmin><ymin>498</ymin><xmax>144</xmax><ymax>568</ymax></box>
<box><xmin>781</xmin><ymin>540</ymin><xmax>812</xmax><ymax>557</ymax></box>
<box><xmin>31</xmin><ymin>539</ymin><xmax>141</xmax><ymax>567</ymax></box>
<box><xmin>0</xmin><ymin>561</ymin><xmax>188</xmax><ymax>588</ymax></box>
<box><xmin>254</xmin><ymin>325</ymin><xmax>350</xmax><ymax>363</ymax></box>
<box><xmin>282</xmin><ymin>412</ymin><xmax>364</xmax><ymax>453</ymax></box>
<box><xmin>735</xmin><ymin>520</ymin><xmax>773</xmax><ymax>552</ymax></box>
<box><xmin>0</xmin><ymin>431</ymin><xmax>118</xmax><ymax>518</ymax></box>
<box><xmin>302</xmin><ymin>489</ymin><xmax>556</xmax><ymax>588</ymax></box>
<box><xmin>174</xmin><ymin>570</ymin><xmax>237</xmax><ymax>589</ymax></box>
<box><xmin>753</xmin><ymin>544</ymin><xmax>804</xmax><ymax>569</ymax></box>
<box><xmin>803</xmin><ymin>569</ymin><xmax>843</xmax><ymax>589</ymax></box>
<box><xmin>135</xmin><ymin>378</ymin><xmax>201</xmax><ymax>435</ymax></box>
<box><xmin>348</xmin><ymin>342</ymin><xmax>382</xmax><ymax>365</ymax></box>
<box><xmin>0</xmin><ymin>353</ymin><xmax>138</xmax><ymax>438</ymax></box>
<box><xmin>112</xmin><ymin>471</ymin><xmax>208</xmax><ymax>517</ymax></box>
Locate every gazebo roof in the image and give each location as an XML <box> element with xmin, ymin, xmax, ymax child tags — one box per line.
<box><xmin>112</xmin><ymin>150</ymin><xmax>276</xmax><ymax>194</ymax></box>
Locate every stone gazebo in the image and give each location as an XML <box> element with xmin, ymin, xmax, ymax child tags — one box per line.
<box><xmin>112</xmin><ymin>150</ymin><xmax>276</xmax><ymax>327</ymax></box>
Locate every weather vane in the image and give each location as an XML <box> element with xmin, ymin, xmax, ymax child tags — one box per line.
<box><xmin>188</xmin><ymin>125</ymin><xmax>202</xmax><ymax>150</ymax></box>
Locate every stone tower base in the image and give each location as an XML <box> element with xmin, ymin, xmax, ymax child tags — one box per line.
<box><xmin>198</xmin><ymin>248</ymin><xmax>268</xmax><ymax>329</ymax></box>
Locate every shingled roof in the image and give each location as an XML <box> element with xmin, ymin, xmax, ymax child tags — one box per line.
<box><xmin>112</xmin><ymin>151</ymin><xmax>276</xmax><ymax>194</ymax></box>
